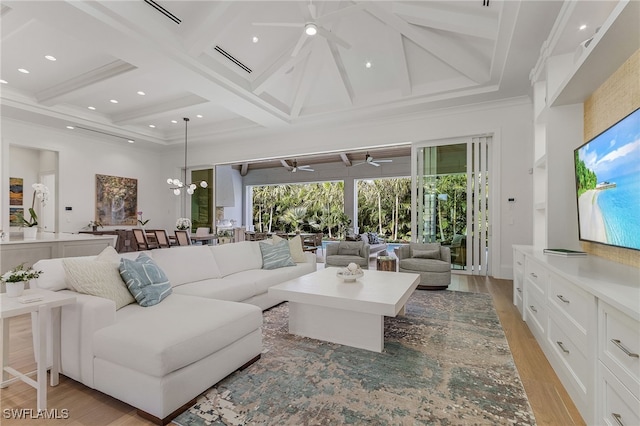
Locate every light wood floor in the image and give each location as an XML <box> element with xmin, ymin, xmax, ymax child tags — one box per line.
<box><xmin>1</xmin><ymin>272</ymin><xmax>585</xmax><ymax>425</ymax></box>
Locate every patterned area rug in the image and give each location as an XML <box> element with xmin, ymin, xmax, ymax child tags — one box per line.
<box><xmin>173</xmin><ymin>291</ymin><xmax>536</xmax><ymax>425</ymax></box>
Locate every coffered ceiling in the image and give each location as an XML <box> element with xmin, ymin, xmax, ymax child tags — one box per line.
<box><xmin>0</xmin><ymin>1</ymin><xmax>613</xmax><ymax>148</ymax></box>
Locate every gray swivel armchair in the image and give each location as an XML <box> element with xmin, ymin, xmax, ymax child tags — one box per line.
<box><xmin>325</xmin><ymin>241</ymin><xmax>370</xmax><ymax>270</ymax></box>
<box><xmin>396</xmin><ymin>242</ymin><xmax>451</xmax><ymax>290</ymax></box>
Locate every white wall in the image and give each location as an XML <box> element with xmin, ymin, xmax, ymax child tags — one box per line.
<box><xmin>1</xmin><ymin>119</ymin><xmax>177</xmax><ymax>233</ymax></box>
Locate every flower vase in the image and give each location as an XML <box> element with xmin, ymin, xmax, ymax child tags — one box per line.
<box><xmin>6</xmin><ymin>281</ymin><xmax>25</xmax><ymax>297</ymax></box>
<box><xmin>23</xmin><ymin>227</ymin><xmax>38</xmax><ymax>240</ymax></box>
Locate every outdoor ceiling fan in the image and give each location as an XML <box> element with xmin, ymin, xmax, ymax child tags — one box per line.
<box><xmin>252</xmin><ymin>1</ymin><xmax>352</xmax><ymax>56</ymax></box>
<box><xmin>281</xmin><ymin>159</ymin><xmax>314</xmax><ymax>172</ymax></box>
<box><xmin>354</xmin><ymin>153</ymin><xmax>393</xmax><ymax>167</ymax></box>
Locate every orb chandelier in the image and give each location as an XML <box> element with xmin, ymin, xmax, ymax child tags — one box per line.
<box><xmin>167</xmin><ymin>117</ymin><xmax>208</xmax><ymax>195</ymax></box>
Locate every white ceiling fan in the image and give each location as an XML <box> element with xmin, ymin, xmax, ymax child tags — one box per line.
<box><xmin>252</xmin><ymin>1</ymin><xmax>352</xmax><ymax>56</ymax></box>
<box><xmin>354</xmin><ymin>152</ymin><xmax>393</xmax><ymax>167</ymax></box>
<box><xmin>281</xmin><ymin>159</ymin><xmax>314</xmax><ymax>172</ymax></box>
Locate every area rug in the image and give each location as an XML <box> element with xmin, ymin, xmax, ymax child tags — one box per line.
<box><xmin>173</xmin><ymin>291</ymin><xmax>536</xmax><ymax>425</ymax></box>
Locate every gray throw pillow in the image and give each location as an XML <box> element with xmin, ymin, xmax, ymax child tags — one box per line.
<box><xmin>338</xmin><ymin>241</ymin><xmax>363</xmax><ymax>256</ymax></box>
<box><xmin>119</xmin><ymin>253</ymin><xmax>172</xmax><ymax>307</ymax></box>
<box><xmin>260</xmin><ymin>239</ymin><xmax>296</xmax><ymax>270</ymax></box>
<box><xmin>412</xmin><ymin>249</ymin><xmax>441</xmax><ymax>259</ymax></box>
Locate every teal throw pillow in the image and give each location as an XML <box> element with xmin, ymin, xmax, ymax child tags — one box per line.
<box><xmin>259</xmin><ymin>239</ymin><xmax>295</xmax><ymax>270</ymax></box>
<box><xmin>119</xmin><ymin>253</ymin><xmax>172</xmax><ymax>307</ymax></box>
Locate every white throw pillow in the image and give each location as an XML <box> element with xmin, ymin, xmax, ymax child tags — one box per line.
<box><xmin>63</xmin><ymin>256</ymin><xmax>135</xmax><ymax>310</ymax></box>
<box><xmin>272</xmin><ymin>234</ymin><xmax>307</xmax><ymax>263</ymax></box>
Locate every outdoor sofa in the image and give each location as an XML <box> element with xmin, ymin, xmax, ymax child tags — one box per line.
<box><xmin>33</xmin><ymin>238</ymin><xmax>316</xmax><ymax>424</ymax></box>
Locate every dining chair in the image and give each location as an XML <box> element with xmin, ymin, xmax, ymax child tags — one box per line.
<box><xmin>153</xmin><ymin>229</ymin><xmax>171</xmax><ymax>248</ymax></box>
<box><xmin>174</xmin><ymin>230</ymin><xmax>192</xmax><ymax>246</ymax></box>
<box><xmin>195</xmin><ymin>227</ymin><xmax>210</xmax><ymax>237</ymax></box>
<box><xmin>132</xmin><ymin>228</ymin><xmax>158</xmax><ymax>250</ymax></box>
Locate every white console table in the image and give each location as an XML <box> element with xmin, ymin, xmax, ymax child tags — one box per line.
<box><xmin>513</xmin><ymin>245</ymin><xmax>640</xmax><ymax>425</ymax></box>
<box><xmin>0</xmin><ymin>232</ymin><xmax>116</xmax><ymax>275</ymax></box>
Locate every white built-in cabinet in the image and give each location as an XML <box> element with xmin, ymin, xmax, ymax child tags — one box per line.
<box><xmin>513</xmin><ymin>246</ymin><xmax>640</xmax><ymax>425</ymax></box>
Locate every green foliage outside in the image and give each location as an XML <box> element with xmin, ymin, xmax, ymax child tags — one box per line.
<box><xmin>251</xmin><ymin>174</ymin><xmax>468</xmax><ymax>244</ymax></box>
<box><xmin>574</xmin><ymin>152</ymin><xmax>597</xmax><ymax>197</ymax></box>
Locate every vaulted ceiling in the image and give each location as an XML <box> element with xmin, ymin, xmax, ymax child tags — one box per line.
<box><xmin>1</xmin><ymin>1</ymin><xmax>612</xmax><ymax>149</ymax></box>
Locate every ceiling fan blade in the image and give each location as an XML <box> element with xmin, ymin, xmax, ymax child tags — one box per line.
<box><xmin>300</xmin><ymin>167</ymin><xmax>315</xmax><ymax>172</ymax></box>
<box><xmin>317</xmin><ymin>4</ymin><xmax>365</xmax><ymax>24</ymax></box>
<box><xmin>291</xmin><ymin>33</ymin><xmax>308</xmax><ymax>57</ymax></box>
<box><xmin>375</xmin><ymin>159</ymin><xmax>393</xmax><ymax>163</ymax></box>
<box><xmin>317</xmin><ymin>27</ymin><xmax>350</xmax><ymax>49</ymax></box>
<box><xmin>252</xmin><ymin>22</ymin><xmax>304</xmax><ymax>27</ymax></box>
<box><xmin>308</xmin><ymin>2</ymin><xmax>317</xmax><ymax>20</ymax></box>
<box><xmin>370</xmin><ymin>161</ymin><xmax>381</xmax><ymax>167</ymax></box>
<box><xmin>352</xmin><ymin>161</ymin><xmax>366</xmax><ymax>166</ymax></box>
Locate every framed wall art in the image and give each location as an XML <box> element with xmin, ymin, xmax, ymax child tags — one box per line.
<box><xmin>95</xmin><ymin>174</ymin><xmax>138</xmax><ymax>226</ymax></box>
<box><xmin>9</xmin><ymin>207</ymin><xmax>24</xmax><ymax>226</ymax></box>
<box><xmin>10</xmin><ymin>177</ymin><xmax>23</xmax><ymax>206</ymax></box>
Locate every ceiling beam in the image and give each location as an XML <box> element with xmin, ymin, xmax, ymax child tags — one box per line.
<box><xmin>340</xmin><ymin>153</ymin><xmax>351</xmax><ymax>166</ymax></box>
<box><xmin>182</xmin><ymin>2</ymin><xmax>238</xmax><ymax>56</ymax></box>
<box><xmin>392</xmin><ymin>3</ymin><xmax>498</xmax><ymax>41</ymax></box>
<box><xmin>36</xmin><ymin>60</ymin><xmax>137</xmax><ymax>106</ymax></box>
<box><xmin>112</xmin><ymin>93</ymin><xmax>209</xmax><ymax>125</ymax></box>
<box><xmin>324</xmin><ymin>38</ymin><xmax>354</xmax><ymax>106</ymax></box>
<box><xmin>291</xmin><ymin>40</ymin><xmax>323</xmax><ymax>118</ymax></box>
<box><xmin>240</xmin><ymin>163</ymin><xmax>249</xmax><ymax>176</ymax></box>
<box><xmin>362</xmin><ymin>2</ymin><xmax>490</xmax><ymax>84</ymax></box>
<box><xmin>388</xmin><ymin>28</ymin><xmax>411</xmax><ymax>97</ymax></box>
<box><xmin>251</xmin><ymin>40</ymin><xmax>314</xmax><ymax>95</ymax></box>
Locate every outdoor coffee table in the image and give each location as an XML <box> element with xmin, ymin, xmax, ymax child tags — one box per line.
<box><xmin>269</xmin><ymin>267</ymin><xmax>420</xmax><ymax>352</ymax></box>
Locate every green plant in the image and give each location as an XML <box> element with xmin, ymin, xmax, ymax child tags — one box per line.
<box><xmin>1</xmin><ymin>263</ymin><xmax>42</xmax><ymax>283</ymax></box>
<box><xmin>88</xmin><ymin>220</ymin><xmax>103</xmax><ymax>229</ymax></box>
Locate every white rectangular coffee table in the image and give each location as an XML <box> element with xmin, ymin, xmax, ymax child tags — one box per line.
<box><xmin>269</xmin><ymin>267</ymin><xmax>420</xmax><ymax>352</ymax></box>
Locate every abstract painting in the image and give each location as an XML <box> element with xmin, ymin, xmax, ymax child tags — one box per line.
<box><xmin>9</xmin><ymin>177</ymin><xmax>23</xmax><ymax>206</ymax></box>
<box><xmin>95</xmin><ymin>174</ymin><xmax>138</xmax><ymax>226</ymax></box>
<box><xmin>9</xmin><ymin>207</ymin><xmax>24</xmax><ymax>226</ymax></box>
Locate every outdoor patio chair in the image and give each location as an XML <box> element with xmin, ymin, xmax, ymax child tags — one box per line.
<box><xmin>325</xmin><ymin>241</ymin><xmax>370</xmax><ymax>270</ymax></box>
<box><xmin>396</xmin><ymin>243</ymin><xmax>451</xmax><ymax>290</ymax></box>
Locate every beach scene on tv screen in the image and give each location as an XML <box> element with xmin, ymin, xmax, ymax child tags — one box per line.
<box><xmin>575</xmin><ymin>109</ymin><xmax>640</xmax><ymax>251</ymax></box>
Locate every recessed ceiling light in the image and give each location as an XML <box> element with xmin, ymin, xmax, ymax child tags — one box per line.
<box><xmin>196</xmin><ymin>114</ymin><xmax>203</xmax><ymax>118</ymax></box>
<box><xmin>45</xmin><ymin>55</ymin><xmax>57</xmax><ymax>61</ymax></box>
<box><xmin>365</xmin><ymin>61</ymin><xmax>372</xmax><ymax>69</ymax></box>
<box><xmin>110</xmin><ymin>99</ymin><xmax>118</xmax><ymax>104</ymax></box>
<box><xmin>171</xmin><ymin>120</ymin><xmax>178</xmax><ymax>124</ymax></box>
<box><xmin>0</xmin><ymin>79</ymin><xmax>7</xmax><ymax>84</ymax></box>
<box><xmin>128</xmin><ymin>140</ymin><xmax>135</xmax><ymax>144</ymax></box>
<box><xmin>66</xmin><ymin>126</ymin><xmax>75</xmax><ymax>130</ymax></box>
<box><xmin>149</xmin><ymin>124</ymin><xmax>156</xmax><ymax>128</ymax></box>
<box><xmin>18</xmin><ymin>68</ymin><xmax>30</xmax><ymax>74</ymax></box>
<box><xmin>252</xmin><ymin>36</ymin><xmax>259</xmax><ymax>43</ymax></box>
<box><xmin>579</xmin><ymin>24</ymin><xmax>587</xmax><ymax>30</ymax></box>
<box><xmin>137</xmin><ymin>91</ymin><xmax>146</xmax><ymax>96</ymax></box>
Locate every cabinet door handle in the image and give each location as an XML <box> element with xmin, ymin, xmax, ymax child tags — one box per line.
<box><xmin>612</xmin><ymin>413</ymin><xmax>625</xmax><ymax>426</ymax></box>
<box><xmin>556</xmin><ymin>294</ymin><xmax>570</xmax><ymax>304</ymax></box>
<box><xmin>530</xmin><ymin>273</ymin><xmax>538</xmax><ymax>278</ymax></box>
<box><xmin>529</xmin><ymin>305</ymin><xmax>537</xmax><ymax>313</ymax></box>
<box><xmin>517</xmin><ymin>261</ymin><xmax>523</xmax><ymax>266</ymax></box>
<box><xmin>516</xmin><ymin>287</ymin><xmax>522</xmax><ymax>293</ymax></box>
<box><xmin>611</xmin><ymin>339</ymin><xmax>639</xmax><ymax>358</ymax></box>
<box><xmin>556</xmin><ymin>341</ymin><xmax>570</xmax><ymax>354</ymax></box>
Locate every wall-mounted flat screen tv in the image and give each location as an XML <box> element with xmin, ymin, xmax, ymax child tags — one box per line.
<box><xmin>574</xmin><ymin>107</ymin><xmax>640</xmax><ymax>251</ymax></box>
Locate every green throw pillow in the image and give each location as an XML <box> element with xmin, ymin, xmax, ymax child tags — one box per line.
<box><xmin>259</xmin><ymin>239</ymin><xmax>295</xmax><ymax>270</ymax></box>
<box><xmin>119</xmin><ymin>253</ymin><xmax>172</xmax><ymax>307</ymax></box>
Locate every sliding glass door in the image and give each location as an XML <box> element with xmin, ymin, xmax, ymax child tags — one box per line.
<box><xmin>412</xmin><ymin>136</ymin><xmax>491</xmax><ymax>275</ymax></box>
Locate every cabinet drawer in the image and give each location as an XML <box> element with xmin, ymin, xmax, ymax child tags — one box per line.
<box><xmin>524</xmin><ymin>289</ymin><xmax>547</xmax><ymax>340</ymax></box>
<box><xmin>599</xmin><ymin>302</ymin><xmax>640</xmax><ymax>400</ymax></box>
<box><xmin>514</xmin><ymin>284</ymin><xmax>524</xmax><ymax>316</ymax></box>
<box><xmin>514</xmin><ymin>250</ymin><xmax>525</xmax><ymax>271</ymax></box>
<box><xmin>599</xmin><ymin>363</ymin><xmax>640</xmax><ymax>426</ymax></box>
<box><xmin>548</xmin><ymin>272</ymin><xmax>594</xmax><ymax>341</ymax></box>
<box><xmin>524</xmin><ymin>258</ymin><xmax>547</xmax><ymax>296</ymax></box>
<box><xmin>548</xmin><ymin>316</ymin><xmax>589</xmax><ymax>401</ymax></box>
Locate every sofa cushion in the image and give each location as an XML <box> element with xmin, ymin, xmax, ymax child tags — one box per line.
<box><xmin>412</xmin><ymin>248</ymin><xmax>441</xmax><ymax>260</ymax></box>
<box><xmin>93</xmin><ymin>294</ymin><xmax>262</xmax><ymax>377</ymax></box>
<box><xmin>151</xmin><ymin>246</ymin><xmax>221</xmax><ymax>287</ymax></box>
<box><xmin>210</xmin><ymin>241</ymin><xmax>263</xmax><ymax>277</ymax></box>
<box><xmin>399</xmin><ymin>257</ymin><xmax>451</xmax><ymax>273</ymax></box>
<box><xmin>119</xmin><ymin>253</ymin><xmax>172</xmax><ymax>307</ymax></box>
<box><xmin>172</xmin><ymin>277</ymin><xmax>256</xmax><ymax>302</ymax></box>
<box><xmin>272</xmin><ymin>234</ymin><xmax>307</xmax><ymax>263</ymax></box>
<box><xmin>259</xmin><ymin>240</ymin><xmax>296</xmax><ymax>270</ymax></box>
<box><xmin>229</xmin><ymin>263</ymin><xmax>314</xmax><ymax>295</ymax></box>
<box><xmin>410</xmin><ymin>242</ymin><xmax>441</xmax><ymax>258</ymax></box>
<box><xmin>338</xmin><ymin>241</ymin><xmax>364</xmax><ymax>256</ymax></box>
<box><xmin>63</xmin><ymin>257</ymin><xmax>135</xmax><ymax>310</ymax></box>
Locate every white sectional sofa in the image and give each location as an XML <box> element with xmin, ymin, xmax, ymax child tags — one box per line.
<box><xmin>33</xmin><ymin>240</ymin><xmax>316</xmax><ymax>424</ymax></box>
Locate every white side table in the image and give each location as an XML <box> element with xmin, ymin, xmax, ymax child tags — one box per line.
<box><xmin>1</xmin><ymin>288</ymin><xmax>76</xmax><ymax>411</ymax></box>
